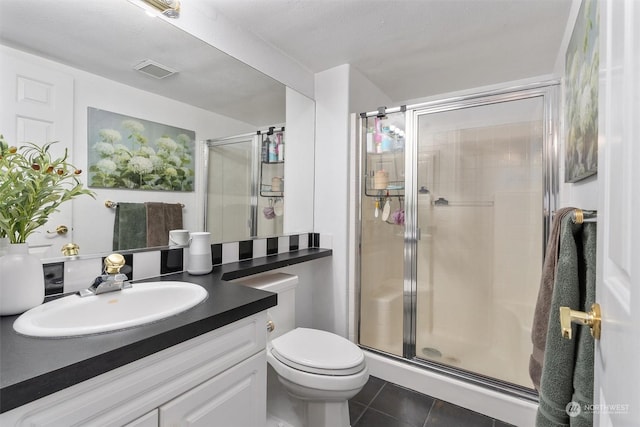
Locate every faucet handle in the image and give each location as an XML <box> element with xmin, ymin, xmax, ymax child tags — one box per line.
<box><xmin>104</xmin><ymin>253</ymin><xmax>126</xmax><ymax>274</ymax></box>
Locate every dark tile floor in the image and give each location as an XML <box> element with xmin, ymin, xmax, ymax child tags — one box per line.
<box><xmin>349</xmin><ymin>376</ymin><xmax>515</xmax><ymax>427</ymax></box>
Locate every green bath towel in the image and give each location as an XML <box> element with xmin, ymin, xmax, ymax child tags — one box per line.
<box><xmin>536</xmin><ymin>215</ymin><xmax>597</xmax><ymax>427</ymax></box>
<box><xmin>113</xmin><ymin>202</ymin><xmax>147</xmax><ymax>251</ymax></box>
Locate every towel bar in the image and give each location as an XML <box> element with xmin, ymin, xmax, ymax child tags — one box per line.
<box><xmin>105</xmin><ymin>200</ymin><xmax>185</xmax><ymax>209</ymax></box>
<box><xmin>571</xmin><ymin>209</ymin><xmax>597</xmax><ymax>224</ymax></box>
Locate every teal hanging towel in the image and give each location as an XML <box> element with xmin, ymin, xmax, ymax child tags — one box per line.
<box><xmin>536</xmin><ymin>213</ymin><xmax>597</xmax><ymax>427</ymax></box>
<box><xmin>112</xmin><ymin>202</ymin><xmax>147</xmax><ymax>251</ymax></box>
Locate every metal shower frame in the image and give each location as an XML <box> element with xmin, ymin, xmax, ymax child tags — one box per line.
<box><xmin>355</xmin><ymin>81</ymin><xmax>560</xmax><ymax>399</ymax></box>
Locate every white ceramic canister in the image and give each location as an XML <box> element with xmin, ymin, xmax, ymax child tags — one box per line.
<box><xmin>169</xmin><ymin>229</ymin><xmax>190</xmax><ymax>247</ymax></box>
<box><xmin>187</xmin><ymin>232</ymin><xmax>213</xmax><ymax>275</ymax></box>
<box><xmin>0</xmin><ymin>243</ymin><xmax>45</xmax><ymax>316</ymax></box>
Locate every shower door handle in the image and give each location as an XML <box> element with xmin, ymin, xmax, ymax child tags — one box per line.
<box><xmin>559</xmin><ymin>303</ymin><xmax>601</xmax><ymax>340</ymax></box>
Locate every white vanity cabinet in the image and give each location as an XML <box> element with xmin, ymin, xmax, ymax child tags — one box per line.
<box><xmin>124</xmin><ymin>410</ymin><xmax>159</xmax><ymax>427</ymax></box>
<box><xmin>159</xmin><ymin>351</ymin><xmax>265</xmax><ymax>426</ymax></box>
<box><xmin>1</xmin><ymin>313</ymin><xmax>268</xmax><ymax>427</ymax></box>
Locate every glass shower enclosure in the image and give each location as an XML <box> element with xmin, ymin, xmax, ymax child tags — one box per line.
<box><xmin>358</xmin><ymin>84</ymin><xmax>558</xmax><ymax>394</ymax></box>
<box><xmin>206</xmin><ymin>128</ymin><xmax>285</xmax><ymax>242</ymax></box>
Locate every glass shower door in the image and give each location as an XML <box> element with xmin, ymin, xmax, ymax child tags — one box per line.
<box><xmin>413</xmin><ymin>97</ymin><xmax>545</xmax><ymax>388</ymax></box>
<box><xmin>206</xmin><ymin>136</ymin><xmax>258</xmax><ymax>242</ymax></box>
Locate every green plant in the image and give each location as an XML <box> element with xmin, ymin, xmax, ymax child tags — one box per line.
<box><xmin>0</xmin><ymin>135</ymin><xmax>95</xmax><ymax>243</ymax></box>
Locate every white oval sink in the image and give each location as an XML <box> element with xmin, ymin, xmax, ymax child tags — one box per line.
<box><xmin>13</xmin><ymin>281</ymin><xmax>208</xmax><ymax>338</ymax></box>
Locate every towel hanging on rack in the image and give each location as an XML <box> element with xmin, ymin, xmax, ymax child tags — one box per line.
<box><xmin>112</xmin><ymin>202</ymin><xmax>147</xmax><ymax>251</ymax></box>
<box><xmin>530</xmin><ymin>207</ymin><xmax>576</xmax><ymax>390</ymax></box>
<box><xmin>535</xmin><ymin>212</ymin><xmax>597</xmax><ymax>426</ymax></box>
<box><xmin>145</xmin><ymin>202</ymin><xmax>184</xmax><ymax>247</ymax></box>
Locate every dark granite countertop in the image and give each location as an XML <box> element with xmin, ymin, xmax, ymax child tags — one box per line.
<box><xmin>0</xmin><ymin>248</ymin><xmax>331</xmax><ymax>413</ymax></box>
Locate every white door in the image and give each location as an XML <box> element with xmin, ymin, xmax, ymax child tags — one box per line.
<box><xmin>594</xmin><ymin>0</ymin><xmax>640</xmax><ymax>425</ymax></box>
<box><xmin>0</xmin><ymin>46</ymin><xmax>74</xmax><ymax>258</ymax></box>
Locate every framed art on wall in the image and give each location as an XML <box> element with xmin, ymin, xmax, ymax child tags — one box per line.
<box><xmin>88</xmin><ymin>107</ymin><xmax>195</xmax><ymax>191</ymax></box>
<box><xmin>564</xmin><ymin>0</ymin><xmax>599</xmax><ymax>183</ymax></box>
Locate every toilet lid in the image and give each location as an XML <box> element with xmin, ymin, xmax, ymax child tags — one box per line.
<box><xmin>270</xmin><ymin>328</ymin><xmax>365</xmax><ymax>375</ymax></box>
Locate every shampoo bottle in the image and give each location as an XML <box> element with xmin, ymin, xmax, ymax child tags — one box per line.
<box><xmin>268</xmin><ymin>137</ymin><xmax>277</xmax><ymax>162</ymax></box>
<box><xmin>276</xmin><ymin>132</ymin><xmax>284</xmax><ymax>162</ymax></box>
<box><xmin>262</xmin><ymin>136</ymin><xmax>270</xmax><ymax>162</ymax></box>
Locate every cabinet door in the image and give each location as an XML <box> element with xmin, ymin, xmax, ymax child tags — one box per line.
<box><xmin>125</xmin><ymin>410</ymin><xmax>159</xmax><ymax>427</ymax></box>
<box><xmin>159</xmin><ymin>351</ymin><xmax>266</xmax><ymax>427</ymax></box>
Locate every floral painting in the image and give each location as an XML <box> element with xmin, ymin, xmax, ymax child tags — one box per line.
<box><xmin>564</xmin><ymin>0</ymin><xmax>598</xmax><ymax>183</ymax></box>
<box><xmin>87</xmin><ymin>108</ymin><xmax>195</xmax><ymax>191</ymax></box>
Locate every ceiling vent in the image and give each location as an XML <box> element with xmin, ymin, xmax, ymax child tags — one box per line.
<box><xmin>133</xmin><ymin>59</ymin><xmax>177</xmax><ymax>79</ymax></box>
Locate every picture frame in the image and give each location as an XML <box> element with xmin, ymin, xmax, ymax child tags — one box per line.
<box><xmin>564</xmin><ymin>0</ymin><xmax>599</xmax><ymax>183</ymax></box>
<box><xmin>87</xmin><ymin>108</ymin><xmax>195</xmax><ymax>191</ymax></box>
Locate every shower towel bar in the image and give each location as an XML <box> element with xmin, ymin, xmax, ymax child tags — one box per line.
<box><xmin>571</xmin><ymin>209</ymin><xmax>597</xmax><ymax>224</ymax></box>
<box><xmin>433</xmin><ymin>200</ymin><xmax>494</xmax><ymax>207</ymax></box>
<box><xmin>551</xmin><ymin>209</ymin><xmax>597</xmax><ymax>223</ymax></box>
<box><xmin>105</xmin><ymin>200</ymin><xmax>185</xmax><ymax>209</ymax></box>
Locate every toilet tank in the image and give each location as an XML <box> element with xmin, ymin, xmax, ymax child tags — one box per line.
<box><xmin>232</xmin><ymin>273</ymin><xmax>298</xmax><ymax>339</ymax></box>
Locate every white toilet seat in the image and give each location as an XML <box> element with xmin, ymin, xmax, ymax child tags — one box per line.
<box><xmin>270</xmin><ymin>328</ymin><xmax>365</xmax><ymax>375</ymax></box>
<box><xmin>267</xmin><ymin>349</ymin><xmax>369</xmax><ymax>395</ymax></box>
<box><xmin>267</xmin><ymin>328</ymin><xmax>369</xmax><ymax>397</ymax></box>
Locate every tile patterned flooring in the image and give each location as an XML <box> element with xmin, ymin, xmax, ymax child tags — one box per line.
<box><xmin>348</xmin><ymin>376</ymin><xmax>515</xmax><ymax>427</ymax></box>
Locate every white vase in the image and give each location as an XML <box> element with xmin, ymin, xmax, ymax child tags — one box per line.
<box><xmin>0</xmin><ymin>243</ymin><xmax>45</xmax><ymax>316</ymax></box>
<box><xmin>0</xmin><ymin>237</ymin><xmax>8</xmax><ymax>257</ymax></box>
<box><xmin>187</xmin><ymin>232</ymin><xmax>213</xmax><ymax>275</ymax></box>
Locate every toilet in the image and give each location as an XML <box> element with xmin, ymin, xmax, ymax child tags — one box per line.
<box><xmin>233</xmin><ymin>273</ymin><xmax>369</xmax><ymax>427</ymax></box>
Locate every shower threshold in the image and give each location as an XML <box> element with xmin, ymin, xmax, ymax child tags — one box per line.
<box><xmin>360</xmin><ymin>345</ymin><xmax>539</xmax><ymax>403</ymax></box>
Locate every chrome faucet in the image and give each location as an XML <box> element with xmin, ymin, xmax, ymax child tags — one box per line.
<box><xmin>78</xmin><ymin>253</ymin><xmax>132</xmax><ymax>297</ymax></box>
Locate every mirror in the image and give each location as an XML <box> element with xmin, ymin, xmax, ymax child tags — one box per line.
<box><xmin>1</xmin><ymin>0</ymin><xmax>313</xmax><ymax>259</ymax></box>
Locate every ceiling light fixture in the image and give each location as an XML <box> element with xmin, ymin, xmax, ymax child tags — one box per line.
<box><xmin>141</xmin><ymin>0</ymin><xmax>181</xmax><ymax>18</ymax></box>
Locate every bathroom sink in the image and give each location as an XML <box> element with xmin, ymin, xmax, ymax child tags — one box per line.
<box><xmin>13</xmin><ymin>281</ymin><xmax>208</xmax><ymax>338</ymax></box>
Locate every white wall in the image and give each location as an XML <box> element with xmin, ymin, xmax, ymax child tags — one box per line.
<box><xmin>313</xmin><ymin>64</ymin><xmax>393</xmax><ymax>337</ymax></box>
<box><xmin>3</xmin><ymin>46</ymin><xmax>256</xmax><ymax>256</ymax></box>
<box><xmin>312</xmin><ymin>65</ymin><xmax>350</xmax><ymax>336</ymax></box>
<box><xmin>284</xmin><ymin>88</ymin><xmax>316</xmax><ymax>235</ymax></box>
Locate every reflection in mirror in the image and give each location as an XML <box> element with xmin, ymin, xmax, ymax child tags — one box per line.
<box><xmin>206</xmin><ymin>127</ymin><xmax>286</xmax><ymax>242</ymax></box>
<box><xmin>0</xmin><ymin>0</ymin><xmax>299</xmax><ymax>260</ymax></box>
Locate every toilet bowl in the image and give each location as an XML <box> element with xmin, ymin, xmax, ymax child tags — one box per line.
<box><xmin>233</xmin><ymin>273</ymin><xmax>369</xmax><ymax>427</ymax></box>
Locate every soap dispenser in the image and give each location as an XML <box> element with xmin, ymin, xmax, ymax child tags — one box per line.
<box><xmin>187</xmin><ymin>232</ymin><xmax>213</xmax><ymax>275</ymax></box>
